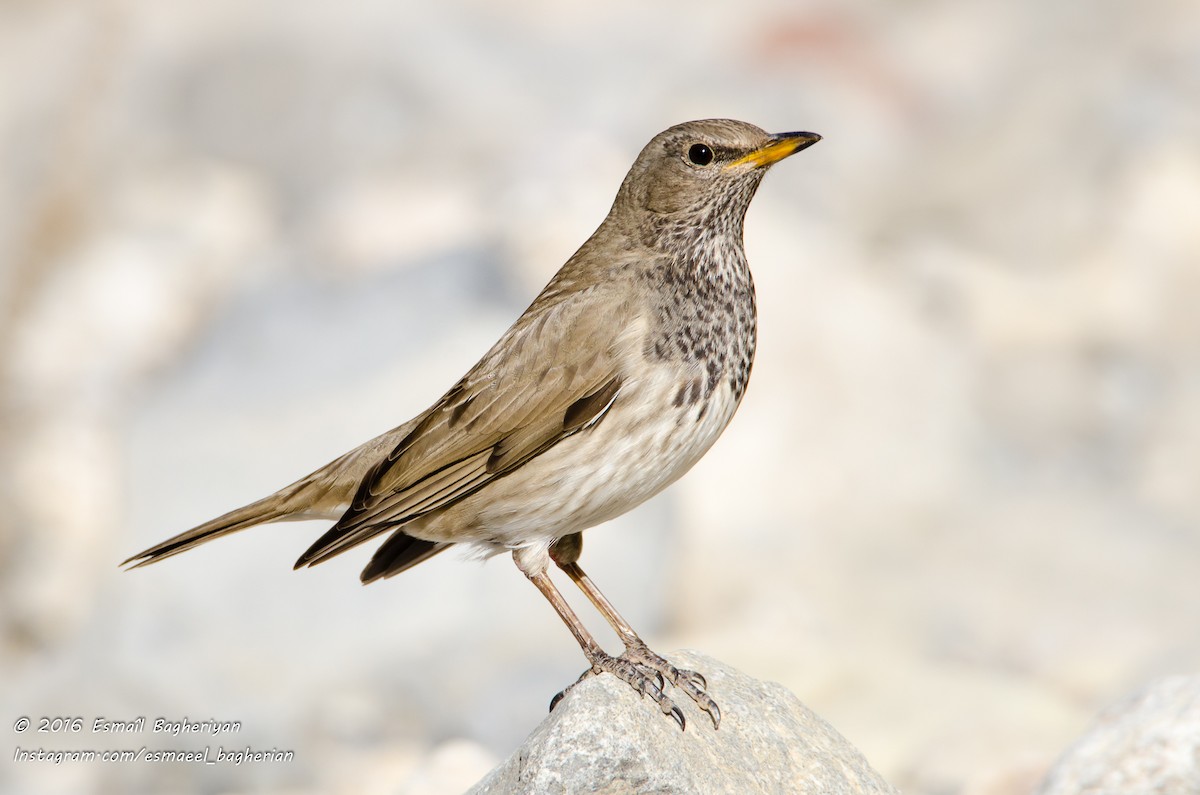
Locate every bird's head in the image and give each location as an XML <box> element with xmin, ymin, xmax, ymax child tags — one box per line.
<box><xmin>612</xmin><ymin>119</ymin><xmax>820</xmax><ymax>226</ymax></box>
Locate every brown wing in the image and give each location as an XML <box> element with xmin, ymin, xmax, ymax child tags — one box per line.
<box><xmin>294</xmin><ymin>286</ymin><xmax>633</xmax><ymax>569</ymax></box>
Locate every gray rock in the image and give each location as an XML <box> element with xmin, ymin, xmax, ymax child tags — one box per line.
<box><xmin>1036</xmin><ymin>674</ymin><xmax>1200</xmax><ymax>795</ymax></box>
<box><xmin>468</xmin><ymin>650</ymin><xmax>898</xmax><ymax>795</ymax></box>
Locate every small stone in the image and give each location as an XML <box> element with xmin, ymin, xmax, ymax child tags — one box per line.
<box><xmin>468</xmin><ymin>650</ymin><xmax>897</xmax><ymax>795</ymax></box>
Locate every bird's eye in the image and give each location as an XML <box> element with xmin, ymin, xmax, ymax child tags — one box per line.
<box><xmin>687</xmin><ymin>143</ymin><xmax>714</xmax><ymax>166</ymax></box>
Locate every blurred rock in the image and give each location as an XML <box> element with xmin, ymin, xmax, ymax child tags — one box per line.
<box><xmin>398</xmin><ymin>739</ymin><xmax>498</xmax><ymax>795</ymax></box>
<box><xmin>1035</xmin><ymin>675</ymin><xmax>1200</xmax><ymax>795</ymax></box>
<box><xmin>468</xmin><ymin>651</ymin><xmax>898</xmax><ymax>795</ymax></box>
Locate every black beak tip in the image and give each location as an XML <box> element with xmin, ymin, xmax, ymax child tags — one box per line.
<box><xmin>774</xmin><ymin>130</ymin><xmax>822</xmax><ymax>151</ymax></box>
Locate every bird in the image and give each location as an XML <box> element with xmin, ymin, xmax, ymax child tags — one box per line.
<box><xmin>124</xmin><ymin>119</ymin><xmax>821</xmax><ymax>731</ymax></box>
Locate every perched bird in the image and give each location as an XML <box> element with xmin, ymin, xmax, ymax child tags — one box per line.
<box><xmin>125</xmin><ymin>119</ymin><xmax>820</xmax><ymax>730</ymax></box>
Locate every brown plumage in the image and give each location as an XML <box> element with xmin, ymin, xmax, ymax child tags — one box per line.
<box><xmin>124</xmin><ymin>119</ymin><xmax>820</xmax><ymax>729</ymax></box>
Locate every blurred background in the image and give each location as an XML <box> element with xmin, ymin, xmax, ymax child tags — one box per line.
<box><xmin>2</xmin><ymin>0</ymin><xmax>1198</xmax><ymax>793</ymax></box>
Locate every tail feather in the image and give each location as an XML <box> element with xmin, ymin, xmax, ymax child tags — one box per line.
<box><xmin>359</xmin><ymin>530</ymin><xmax>449</xmax><ymax>583</ymax></box>
<box><xmin>122</xmin><ymin>419</ymin><xmax>435</xmax><ymax>576</ymax></box>
<box><xmin>121</xmin><ymin>495</ymin><xmax>294</xmax><ymax>569</ymax></box>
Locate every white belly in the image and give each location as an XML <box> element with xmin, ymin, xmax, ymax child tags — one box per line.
<box><xmin>410</xmin><ymin>365</ymin><xmax>743</xmax><ymax>553</ymax></box>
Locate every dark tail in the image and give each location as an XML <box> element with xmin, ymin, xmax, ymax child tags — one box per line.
<box><xmin>357</xmin><ymin>530</ymin><xmax>449</xmax><ymax>583</ymax></box>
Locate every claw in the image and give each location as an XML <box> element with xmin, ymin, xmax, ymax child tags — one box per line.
<box><xmin>666</xmin><ymin>702</ymin><xmax>686</xmax><ymax>731</ymax></box>
<box><xmin>689</xmin><ymin>671</ymin><xmax>707</xmax><ymax>690</ymax></box>
<box><xmin>635</xmin><ymin>673</ymin><xmax>662</xmax><ymax>700</ymax></box>
<box><xmin>707</xmin><ymin>701</ymin><xmax>721</xmax><ymax>730</ymax></box>
<box><xmin>549</xmin><ymin>689</ymin><xmax>566</xmax><ymax>713</ymax></box>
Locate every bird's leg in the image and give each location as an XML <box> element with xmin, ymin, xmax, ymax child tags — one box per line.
<box><xmin>512</xmin><ymin>547</ymin><xmax>686</xmax><ymax>730</ymax></box>
<box><xmin>548</xmin><ymin>533</ymin><xmax>721</xmax><ymax>729</ymax></box>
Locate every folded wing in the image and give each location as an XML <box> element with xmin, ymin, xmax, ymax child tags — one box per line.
<box><xmin>294</xmin><ymin>287</ymin><xmax>632</xmax><ymax>572</ymax></box>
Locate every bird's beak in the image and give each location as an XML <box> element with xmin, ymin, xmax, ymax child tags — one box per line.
<box><xmin>727</xmin><ymin>131</ymin><xmax>822</xmax><ymax>169</ymax></box>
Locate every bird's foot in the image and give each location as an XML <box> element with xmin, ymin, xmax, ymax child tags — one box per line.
<box><xmin>549</xmin><ymin>649</ymin><xmax>688</xmax><ymax>729</ymax></box>
<box><xmin>620</xmin><ymin>640</ymin><xmax>721</xmax><ymax>729</ymax></box>
<box><xmin>549</xmin><ymin>645</ymin><xmax>719</xmax><ymax>731</ymax></box>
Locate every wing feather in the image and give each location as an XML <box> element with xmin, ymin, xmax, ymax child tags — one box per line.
<box><xmin>295</xmin><ymin>286</ymin><xmax>636</xmax><ymax>569</ymax></box>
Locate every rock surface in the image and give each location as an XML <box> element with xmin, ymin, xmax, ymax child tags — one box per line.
<box><xmin>468</xmin><ymin>651</ymin><xmax>897</xmax><ymax>795</ymax></box>
<box><xmin>1035</xmin><ymin>675</ymin><xmax>1200</xmax><ymax>795</ymax></box>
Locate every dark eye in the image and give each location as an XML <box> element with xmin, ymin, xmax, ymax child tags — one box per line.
<box><xmin>687</xmin><ymin>143</ymin><xmax>714</xmax><ymax>166</ymax></box>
